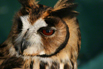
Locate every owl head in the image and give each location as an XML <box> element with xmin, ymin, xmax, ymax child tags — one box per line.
<box><xmin>0</xmin><ymin>0</ymin><xmax>81</xmax><ymax>68</ymax></box>
<box><xmin>7</xmin><ymin>0</ymin><xmax>79</xmax><ymax>57</ymax></box>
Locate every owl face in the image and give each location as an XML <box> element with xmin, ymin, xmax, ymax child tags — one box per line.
<box><xmin>14</xmin><ymin>11</ymin><xmax>69</xmax><ymax>57</ymax></box>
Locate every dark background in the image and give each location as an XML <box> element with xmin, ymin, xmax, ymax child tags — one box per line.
<box><xmin>0</xmin><ymin>0</ymin><xmax>103</xmax><ymax>69</ymax></box>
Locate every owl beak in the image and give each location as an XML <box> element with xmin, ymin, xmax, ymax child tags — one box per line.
<box><xmin>21</xmin><ymin>38</ymin><xmax>30</xmax><ymax>54</ymax></box>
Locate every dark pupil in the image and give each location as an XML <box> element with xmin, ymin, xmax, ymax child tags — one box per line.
<box><xmin>46</xmin><ymin>30</ymin><xmax>51</xmax><ymax>33</ymax></box>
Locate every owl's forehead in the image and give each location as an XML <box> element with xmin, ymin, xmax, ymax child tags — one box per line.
<box><xmin>24</xmin><ymin>4</ymin><xmax>52</xmax><ymax>24</ymax></box>
<box><xmin>20</xmin><ymin>15</ymin><xmax>48</xmax><ymax>31</ymax></box>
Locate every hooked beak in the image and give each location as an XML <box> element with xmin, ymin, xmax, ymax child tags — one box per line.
<box><xmin>21</xmin><ymin>38</ymin><xmax>30</xmax><ymax>54</ymax></box>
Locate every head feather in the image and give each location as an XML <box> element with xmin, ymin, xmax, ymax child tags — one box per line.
<box><xmin>49</xmin><ymin>0</ymin><xmax>78</xmax><ymax>18</ymax></box>
<box><xmin>18</xmin><ymin>0</ymin><xmax>38</xmax><ymax>8</ymax></box>
<box><xmin>54</xmin><ymin>0</ymin><xmax>73</xmax><ymax>8</ymax></box>
<box><xmin>18</xmin><ymin>0</ymin><xmax>40</xmax><ymax>17</ymax></box>
<box><xmin>54</xmin><ymin>0</ymin><xmax>77</xmax><ymax>11</ymax></box>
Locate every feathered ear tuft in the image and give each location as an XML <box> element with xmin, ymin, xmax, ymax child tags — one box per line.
<box><xmin>18</xmin><ymin>0</ymin><xmax>40</xmax><ymax>16</ymax></box>
<box><xmin>18</xmin><ymin>0</ymin><xmax>38</xmax><ymax>8</ymax></box>
<box><xmin>18</xmin><ymin>0</ymin><xmax>39</xmax><ymax>13</ymax></box>
<box><xmin>54</xmin><ymin>0</ymin><xmax>75</xmax><ymax>9</ymax></box>
<box><xmin>50</xmin><ymin>0</ymin><xmax>78</xmax><ymax>18</ymax></box>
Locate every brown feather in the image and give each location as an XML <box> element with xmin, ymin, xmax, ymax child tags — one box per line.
<box><xmin>54</xmin><ymin>0</ymin><xmax>77</xmax><ymax>11</ymax></box>
<box><xmin>18</xmin><ymin>0</ymin><xmax>38</xmax><ymax>8</ymax></box>
<box><xmin>49</xmin><ymin>0</ymin><xmax>78</xmax><ymax>18</ymax></box>
<box><xmin>54</xmin><ymin>0</ymin><xmax>74</xmax><ymax>9</ymax></box>
<box><xmin>0</xmin><ymin>56</ymin><xmax>24</xmax><ymax>69</ymax></box>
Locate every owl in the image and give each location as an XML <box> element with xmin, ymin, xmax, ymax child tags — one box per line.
<box><xmin>0</xmin><ymin>0</ymin><xmax>81</xmax><ymax>69</ymax></box>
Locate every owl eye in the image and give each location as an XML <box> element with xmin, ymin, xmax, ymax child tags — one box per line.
<box><xmin>42</xmin><ymin>29</ymin><xmax>55</xmax><ymax>36</ymax></box>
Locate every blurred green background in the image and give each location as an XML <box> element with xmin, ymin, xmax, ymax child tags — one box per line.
<box><xmin>0</xmin><ymin>0</ymin><xmax>103</xmax><ymax>69</ymax></box>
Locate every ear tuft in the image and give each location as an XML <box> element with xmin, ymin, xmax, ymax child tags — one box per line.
<box><xmin>51</xmin><ymin>0</ymin><xmax>78</xmax><ymax>18</ymax></box>
<box><xmin>18</xmin><ymin>0</ymin><xmax>39</xmax><ymax>8</ymax></box>
<box><xmin>54</xmin><ymin>0</ymin><xmax>74</xmax><ymax>8</ymax></box>
<box><xmin>18</xmin><ymin>0</ymin><xmax>39</xmax><ymax>15</ymax></box>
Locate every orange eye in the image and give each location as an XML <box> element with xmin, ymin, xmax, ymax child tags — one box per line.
<box><xmin>42</xmin><ymin>29</ymin><xmax>55</xmax><ymax>36</ymax></box>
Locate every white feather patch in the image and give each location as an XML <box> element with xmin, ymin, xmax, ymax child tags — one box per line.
<box><xmin>32</xmin><ymin>18</ymin><xmax>48</xmax><ymax>32</ymax></box>
<box><xmin>20</xmin><ymin>15</ymin><xmax>31</xmax><ymax>30</ymax></box>
<box><xmin>60</xmin><ymin>63</ymin><xmax>64</xmax><ymax>69</ymax></box>
<box><xmin>9</xmin><ymin>46</ymin><xmax>16</xmax><ymax>56</ymax></box>
<box><xmin>15</xmin><ymin>15</ymin><xmax>31</xmax><ymax>45</ymax></box>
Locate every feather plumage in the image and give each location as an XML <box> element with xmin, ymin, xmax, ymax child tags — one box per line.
<box><xmin>0</xmin><ymin>0</ymin><xmax>81</xmax><ymax>69</ymax></box>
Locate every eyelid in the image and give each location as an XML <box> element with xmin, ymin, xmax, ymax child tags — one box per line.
<box><xmin>39</xmin><ymin>27</ymin><xmax>56</xmax><ymax>31</ymax></box>
<box><xmin>50</xmin><ymin>27</ymin><xmax>57</xmax><ymax>30</ymax></box>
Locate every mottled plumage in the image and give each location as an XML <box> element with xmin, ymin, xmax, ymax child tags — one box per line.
<box><xmin>0</xmin><ymin>0</ymin><xmax>81</xmax><ymax>69</ymax></box>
